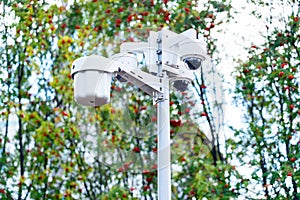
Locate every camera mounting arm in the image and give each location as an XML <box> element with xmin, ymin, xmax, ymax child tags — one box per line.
<box><xmin>70</xmin><ymin>53</ymin><xmax>172</xmax><ymax>106</ymax></box>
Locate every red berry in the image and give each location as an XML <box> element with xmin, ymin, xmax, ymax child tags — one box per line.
<box><xmin>243</xmin><ymin>69</ymin><xmax>250</xmax><ymax>74</ymax></box>
<box><xmin>105</xmin><ymin>9</ymin><xmax>111</xmax><ymax>14</ymax></box>
<box><xmin>142</xmin><ymin>11</ymin><xmax>149</xmax><ymax>16</ymax></box>
<box><xmin>116</xmin><ymin>18</ymin><xmax>122</xmax><ymax>24</ymax></box>
<box><xmin>75</xmin><ymin>25</ymin><xmax>80</xmax><ymax>29</ymax></box>
<box><xmin>127</xmin><ymin>15</ymin><xmax>133</xmax><ymax>22</ymax></box>
<box><xmin>170</xmin><ymin>130</ymin><xmax>175</xmax><ymax>135</ymax></box>
<box><xmin>184</xmin><ymin>7</ymin><xmax>190</xmax><ymax>14</ymax></box>
<box><xmin>290</xmin><ymin>157</ymin><xmax>296</xmax><ymax>162</ymax></box>
<box><xmin>287</xmin><ymin>172</ymin><xmax>292</xmax><ymax>176</ymax></box>
<box><xmin>281</xmin><ymin>63</ymin><xmax>287</xmax><ymax>68</ymax></box>
<box><xmin>289</xmin><ymin>104</ymin><xmax>295</xmax><ymax>110</ymax></box>
<box><xmin>207</xmin><ymin>13</ymin><xmax>214</xmax><ymax>18</ymax></box>
<box><xmin>140</xmin><ymin>106</ymin><xmax>147</xmax><ymax>111</ymax></box>
<box><xmin>288</xmin><ymin>75</ymin><xmax>294</xmax><ymax>80</ymax></box>
<box><xmin>142</xmin><ymin>169</ymin><xmax>150</xmax><ymax>175</ymax></box>
<box><xmin>61</xmin><ymin>111</ymin><xmax>68</xmax><ymax>117</ymax></box>
<box><xmin>170</xmin><ymin>119</ymin><xmax>181</xmax><ymax>127</ymax></box>
<box><xmin>133</xmin><ymin>146</ymin><xmax>140</xmax><ymax>153</ymax></box>
<box><xmin>152</xmin><ymin>147</ymin><xmax>157</xmax><ymax>153</ymax></box>
<box><xmin>278</xmin><ymin>71</ymin><xmax>284</xmax><ymax>77</ymax></box>
<box><xmin>189</xmin><ymin>190</ymin><xmax>195</xmax><ymax>196</ymax></box>
<box><xmin>124</xmin><ymin>163</ymin><xmax>129</xmax><ymax>170</ymax></box>
<box><xmin>143</xmin><ymin>185</ymin><xmax>150</xmax><ymax>191</ymax></box>
<box><xmin>146</xmin><ymin>177</ymin><xmax>153</xmax><ymax>182</ymax></box>
<box><xmin>294</xmin><ymin>17</ymin><xmax>299</xmax><ymax>23</ymax></box>
<box><xmin>118</xmin><ymin>7</ymin><xmax>124</xmax><ymax>13</ymax></box>
<box><xmin>61</xmin><ymin>23</ymin><xmax>67</xmax><ymax>29</ymax></box>
<box><xmin>151</xmin><ymin>116</ymin><xmax>157</xmax><ymax>122</ymax></box>
<box><xmin>200</xmin><ymin>112</ymin><xmax>208</xmax><ymax>117</ymax></box>
<box><xmin>181</xmin><ymin>157</ymin><xmax>186</xmax><ymax>162</ymax></box>
<box><xmin>118</xmin><ymin>167</ymin><xmax>124</xmax><ymax>172</ymax></box>
<box><xmin>151</xmin><ymin>164</ymin><xmax>157</xmax><ymax>169</ymax></box>
<box><xmin>92</xmin><ymin>0</ymin><xmax>97</xmax><ymax>2</ymax></box>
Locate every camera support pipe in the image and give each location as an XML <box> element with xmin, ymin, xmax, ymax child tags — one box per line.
<box><xmin>156</xmin><ymin>30</ymin><xmax>171</xmax><ymax>200</ymax></box>
<box><xmin>157</xmin><ymin>75</ymin><xmax>171</xmax><ymax>200</ymax></box>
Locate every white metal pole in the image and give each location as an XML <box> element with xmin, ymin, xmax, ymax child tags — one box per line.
<box><xmin>157</xmin><ymin>83</ymin><xmax>171</xmax><ymax>200</ymax></box>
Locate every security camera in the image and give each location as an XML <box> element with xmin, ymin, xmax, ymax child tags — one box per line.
<box><xmin>71</xmin><ymin>53</ymin><xmax>164</xmax><ymax>107</ymax></box>
<box><xmin>162</xmin><ymin>29</ymin><xmax>207</xmax><ymax>71</ymax></box>
<box><xmin>71</xmin><ymin>55</ymin><xmax>117</xmax><ymax>107</ymax></box>
<box><xmin>178</xmin><ymin>39</ymin><xmax>206</xmax><ymax>70</ymax></box>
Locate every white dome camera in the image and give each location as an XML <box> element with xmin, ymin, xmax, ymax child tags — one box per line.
<box><xmin>179</xmin><ymin>39</ymin><xmax>206</xmax><ymax>70</ymax></box>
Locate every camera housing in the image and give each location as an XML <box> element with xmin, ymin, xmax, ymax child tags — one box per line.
<box><xmin>71</xmin><ymin>55</ymin><xmax>115</xmax><ymax>106</ymax></box>
<box><xmin>179</xmin><ymin>39</ymin><xmax>206</xmax><ymax>70</ymax></box>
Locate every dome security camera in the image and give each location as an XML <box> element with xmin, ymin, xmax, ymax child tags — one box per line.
<box><xmin>177</xmin><ymin>35</ymin><xmax>206</xmax><ymax>71</ymax></box>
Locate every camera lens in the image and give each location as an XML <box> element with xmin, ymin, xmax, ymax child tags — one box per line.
<box><xmin>183</xmin><ymin>57</ymin><xmax>202</xmax><ymax>70</ymax></box>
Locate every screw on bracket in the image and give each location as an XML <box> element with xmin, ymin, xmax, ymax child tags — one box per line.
<box><xmin>156</xmin><ymin>61</ymin><xmax>162</xmax><ymax>65</ymax></box>
<box><xmin>156</xmin><ymin>38</ymin><xmax>161</xmax><ymax>43</ymax></box>
<box><xmin>154</xmin><ymin>96</ymin><xmax>164</xmax><ymax>104</ymax></box>
<box><xmin>156</xmin><ymin>50</ymin><xmax>162</xmax><ymax>54</ymax></box>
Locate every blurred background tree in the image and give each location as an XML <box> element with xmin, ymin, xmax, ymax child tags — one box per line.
<box><xmin>231</xmin><ymin>0</ymin><xmax>299</xmax><ymax>199</ymax></box>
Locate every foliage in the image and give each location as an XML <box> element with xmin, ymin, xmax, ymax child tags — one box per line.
<box><xmin>232</xmin><ymin>0</ymin><xmax>300</xmax><ymax>198</ymax></box>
